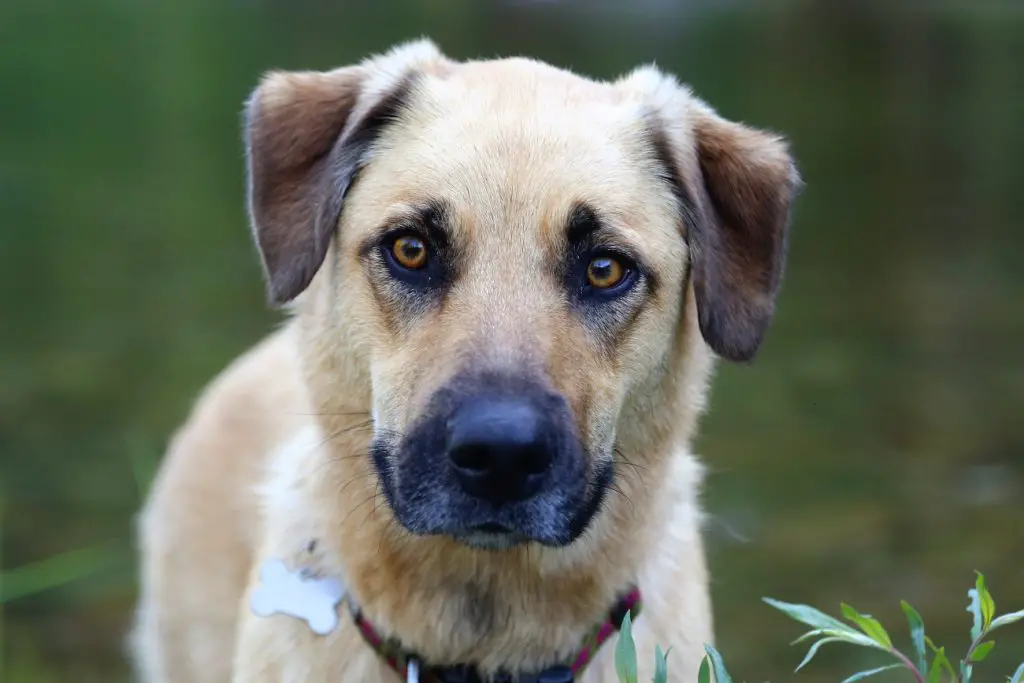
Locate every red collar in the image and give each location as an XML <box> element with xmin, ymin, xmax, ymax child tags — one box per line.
<box><xmin>349</xmin><ymin>587</ymin><xmax>642</xmax><ymax>682</ymax></box>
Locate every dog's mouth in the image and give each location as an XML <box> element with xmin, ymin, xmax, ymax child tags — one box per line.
<box><xmin>368</xmin><ymin>375</ymin><xmax>612</xmax><ymax>549</ymax></box>
<box><xmin>453</xmin><ymin>523</ymin><xmax>527</xmax><ymax>550</ymax></box>
<box><xmin>369</xmin><ymin>441</ymin><xmax>612</xmax><ymax>549</ymax></box>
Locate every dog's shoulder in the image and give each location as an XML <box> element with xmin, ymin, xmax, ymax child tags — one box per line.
<box><xmin>139</xmin><ymin>324</ymin><xmax>311</xmax><ymax>549</ymax></box>
<box><xmin>132</xmin><ymin>324</ymin><xmax>320</xmax><ymax>683</ymax></box>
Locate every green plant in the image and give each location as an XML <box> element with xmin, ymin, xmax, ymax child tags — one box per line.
<box><xmin>615</xmin><ymin>610</ymin><xmax>676</xmax><ymax>683</ymax></box>
<box><xmin>765</xmin><ymin>572</ymin><xmax>1023</xmax><ymax>683</ymax></box>
<box><xmin>614</xmin><ymin>571</ymin><xmax>1022</xmax><ymax>683</ymax></box>
<box><xmin>614</xmin><ymin>605</ymin><xmax>731</xmax><ymax>683</ymax></box>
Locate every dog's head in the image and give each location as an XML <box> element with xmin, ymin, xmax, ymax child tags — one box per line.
<box><xmin>243</xmin><ymin>40</ymin><xmax>800</xmax><ymax>551</ymax></box>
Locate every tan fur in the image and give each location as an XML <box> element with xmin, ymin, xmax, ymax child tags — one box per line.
<box><xmin>131</xmin><ymin>39</ymin><xmax>799</xmax><ymax>683</ymax></box>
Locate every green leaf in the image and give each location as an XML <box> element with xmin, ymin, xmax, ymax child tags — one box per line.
<box><xmin>652</xmin><ymin>644</ymin><xmax>669</xmax><ymax>683</ymax></box>
<box><xmin>765</xmin><ymin>597</ymin><xmax>856</xmax><ymax>632</ymax></box>
<box><xmin>901</xmin><ymin>600</ymin><xmax>928</xmax><ymax>675</ymax></box>
<box><xmin>791</xmin><ymin>628</ymin><xmax>827</xmax><ymax>645</ymax></box>
<box><xmin>763</xmin><ymin>597</ymin><xmax>877</xmax><ymax>647</ymax></box>
<box><xmin>841</xmin><ymin>603</ymin><xmax>894</xmax><ymax>649</ymax></box>
<box><xmin>991</xmin><ymin>609</ymin><xmax>1024</xmax><ymax>632</ymax></box>
<box><xmin>975</xmin><ymin>571</ymin><xmax>996</xmax><ymax>631</ymax></box>
<box><xmin>926</xmin><ymin>642</ymin><xmax>956</xmax><ymax>683</ymax></box>
<box><xmin>795</xmin><ymin>636</ymin><xmax>845</xmax><ymax>672</ymax></box>
<box><xmin>697</xmin><ymin>655</ymin><xmax>711</xmax><ymax>683</ymax></box>
<box><xmin>841</xmin><ymin>664</ymin><xmax>903</xmax><ymax>683</ymax></box>
<box><xmin>967</xmin><ymin>587</ymin><xmax>983</xmax><ymax>640</ymax></box>
<box><xmin>970</xmin><ymin>641</ymin><xmax>995</xmax><ymax>662</ymax></box>
<box><xmin>703</xmin><ymin>644</ymin><xmax>733</xmax><ymax>683</ymax></box>
<box><xmin>791</xmin><ymin>627</ymin><xmax>878</xmax><ymax>647</ymax></box>
<box><xmin>927</xmin><ymin>651</ymin><xmax>948</xmax><ymax>683</ymax></box>
<box><xmin>1007</xmin><ymin>662</ymin><xmax>1024</xmax><ymax>683</ymax></box>
<box><xmin>983</xmin><ymin>593</ymin><xmax>996</xmax><ymax>630</ymax></box>
<box><xmin>614</xmin><ymin>610</ymin><xmax>638</xmax><ymax>683</ymax></box>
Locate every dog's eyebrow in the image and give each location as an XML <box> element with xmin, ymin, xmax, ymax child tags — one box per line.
<box><xmin>384</xmin><ymin>200</ymin><xmax>449</xmax><ymax>240</ymax></box>
<box><xmin>357</xmin><ymin>200</ymin><xmax>450</xmax><ymax>260</ymax></box>
<box><xmin>566</xmin><ymin>202</ymin><xmax>602</xmax><ymax>243</ymax></box>
<box><xmin>418</xmin><ymin>200</ymin><xmax>450</xmax><ymax>243</ymax></box>
<box><xmin>565</xmin><ymin>203</ymin><xmax>640</xmax><ymax>257</ymax></box>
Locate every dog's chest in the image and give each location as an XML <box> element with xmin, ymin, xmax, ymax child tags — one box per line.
<box><xmin>243</xmin><ymin>553</ymin><xmax>629</xmax><ymax>683</ymax></box>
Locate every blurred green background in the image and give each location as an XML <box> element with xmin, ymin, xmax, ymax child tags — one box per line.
<box><xmin>1</xmin><ymin>0</ymin><xmax>1021</xmax><ymax>681</ymax></box>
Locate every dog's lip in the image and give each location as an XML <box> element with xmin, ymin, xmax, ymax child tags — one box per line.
<box><xmin>452</xmin><ymin>523</ymin><xmax>527</xmax><ymax>550</ymax></box>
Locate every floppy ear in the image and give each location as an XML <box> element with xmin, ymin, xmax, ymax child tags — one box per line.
<box><xmin>624</xmin><ymin>67</ymin><xmax>802</xmax><ymax>362</ymax></box>
<box><xmin>243</xmin><ymin>39</ymin><xmax>443</xmax><ymax>304</ymax></box>
<box><xmin>685</xmin><ymin>106</ymin><xmax>802</xmax><ymax>362</ymax></box>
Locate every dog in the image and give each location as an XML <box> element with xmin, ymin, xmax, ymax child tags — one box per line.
<box><xmin>129</xmin><ymin>39</ymin><xmax>800</xmax><ymax>683</ymax></box>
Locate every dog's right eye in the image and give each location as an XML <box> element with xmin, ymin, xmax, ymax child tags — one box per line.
<box><xmin>379</xmin><ymin>231</ymin><xmax>446</xmax><ymax>288</ymax></box>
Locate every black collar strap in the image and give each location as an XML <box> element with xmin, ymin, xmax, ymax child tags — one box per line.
<box><xmin>349</xmin><ymin>587</ymin><xmax>642</xmax><ymax>682</ymax></box>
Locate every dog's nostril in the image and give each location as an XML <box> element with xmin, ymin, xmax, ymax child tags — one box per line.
<box><xmin>521</xmin><ymin>447</ymin><xmax>550</xmax><ymax>476</ymax></box>
<box><xmin>447</xmin><ymin>398</ymin><xmax>554</xmax><ymax>503</ymax></box>
<box><xmin>449</xmin><ymin>443</ymin><xmax>491</xmax><ymax>473</ymax></box>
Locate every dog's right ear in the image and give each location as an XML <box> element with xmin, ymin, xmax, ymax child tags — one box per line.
<box><xmin>243</xmin><ymin>39</ymin><xmax>444</xmax><ymax>305</ymax></box>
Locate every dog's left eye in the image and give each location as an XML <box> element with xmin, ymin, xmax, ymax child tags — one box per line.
<box><xmin>391</xmin><ymin>235</ymin><xmax>428</xmax><ymax>270</ymax></box>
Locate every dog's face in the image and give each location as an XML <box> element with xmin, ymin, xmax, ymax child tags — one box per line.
<box><xmin>243</xmin><ymin>42</ymin><xmax>799</xmax><ymax>550</ymax></box>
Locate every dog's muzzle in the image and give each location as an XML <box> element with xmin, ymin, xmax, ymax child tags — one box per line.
<box><xmin>370</xmin><ymin>372</ymin><xmax>610</xmax><ymax>548</ymax></box>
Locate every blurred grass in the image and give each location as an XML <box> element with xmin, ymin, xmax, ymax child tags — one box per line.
<box><xmin>1</xmin><ymin>1</ymin><xmax>1022</xmax><ymax>682</ymax></box>
<box><xmin>1</xmin><ymin>545</ymin><xmax>119</xmax><ymax>605</ymax></box>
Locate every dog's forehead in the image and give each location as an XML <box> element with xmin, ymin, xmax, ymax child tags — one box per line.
<box><xmin>357</xmin><ymin>59</ymin><xmax>679</xmax><ymax>252</ymax></box>
<box><xmin>414</xmin><ymin>58</ymin><xmax>641</xmax><ymax>165</ymax></box>
<box><xmin>450</xmin><ymin>56</ymin><xmax>623</xmax><ymax>102</ymax></box>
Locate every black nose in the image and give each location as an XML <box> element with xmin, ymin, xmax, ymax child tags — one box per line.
<box><xmin>447</xmin><ymin>398</ymin><xmax>554</xmax><ymax>504</ymax></box>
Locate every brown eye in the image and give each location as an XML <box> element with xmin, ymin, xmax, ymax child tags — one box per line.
<box><xmin>392</xmin><ymin>235</ymin><xmax>428</xmax><ymax>270</ymax></box>
<box><xmin>586</xmin><ymin>256</ymin><xmax>625</xmax><ymax>289</ymax></box>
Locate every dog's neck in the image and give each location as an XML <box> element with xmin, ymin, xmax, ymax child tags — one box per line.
<box><xmin>347</xmin><ymin>584</ymin><xmax>642</xmax><ymax>682</ymax></box>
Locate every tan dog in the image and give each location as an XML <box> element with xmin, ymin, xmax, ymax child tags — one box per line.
<box><xmin>130</xmin><ymin>39</ymin><xmax>800</xmax><ymax>683</ymax></box>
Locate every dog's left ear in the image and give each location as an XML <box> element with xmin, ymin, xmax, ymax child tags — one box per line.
<box><xmin>621</xmin><ymin>69</ymin><xmax>802</xmax><ymax>362</ymax></box>
<box><xmin>686</xmin><ymin>106</ymin><xmax>802</xmax><ymax>362</ymax></box>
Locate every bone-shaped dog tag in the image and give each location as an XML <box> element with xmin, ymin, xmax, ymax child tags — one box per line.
<box><xmin>249</xmin><ymin>558</ymin><xmax>346</xmax><ymax>635</ymax></box>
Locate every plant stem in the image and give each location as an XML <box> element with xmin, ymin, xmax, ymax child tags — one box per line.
<box><xmin>890</xmin><ymin>648</ymin><xmax>927</xmax><ymax>683</ymax></box>
<box><xmin>958</xmin><ymin>633</ymin><xmax>986</xmax><ymax>683</ymax></box>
